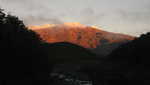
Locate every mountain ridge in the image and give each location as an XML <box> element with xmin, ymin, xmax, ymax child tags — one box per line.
<box><xmin>28</xmin><ymin>23</ymin><xmax>135</xmax><ymax>48</ymax></box>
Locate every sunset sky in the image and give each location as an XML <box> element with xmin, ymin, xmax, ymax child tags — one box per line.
<box><xmin>0</xmin><ymin>0</ymin><xmax>150</xmax><ymax>36</ymax></box>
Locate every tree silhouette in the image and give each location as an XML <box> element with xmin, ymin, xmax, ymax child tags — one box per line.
<box><xmin>79</xmin><ymin>32</ymin><xmax>150</xmax><ymax>85</ymax></box>
<box><xmin>85</xmin><ymin>32</ymin><xmax>150</xmax><ymax>85</ymax></box>
<box><xmin>0</xmin><ymin>9</ymin><xmax>48</xmax><ymax>85</ymax></box>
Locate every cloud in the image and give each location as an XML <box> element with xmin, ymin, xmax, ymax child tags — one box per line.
<box><xmin>116</xmin><ymin>9</ymin><xmax>150</xmax><ymax>22</ymax></box>
<box><xmin>79</xmin><ymin>8</ymin><xmax>106</xmax><ymax>25</ymax></box>
<box><xmin>0</xmin><ymin>0</ymin><xmax>63</xmax><ymax>25</ymax></box>
<box><xmin>0</xmin><ymin>0</ymin><xmax>150</xmax><ymax>36</ymax></box>
<box><xmin>23</xmin><ymin>15</ymin><xmax>63</xmax><ymax>25</ymax></box>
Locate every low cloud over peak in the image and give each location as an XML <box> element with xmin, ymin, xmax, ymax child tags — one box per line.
<box><xmin>0</xmin><ymin>0</ymin><xmax>150</xmax><ymax>36</ymax></box>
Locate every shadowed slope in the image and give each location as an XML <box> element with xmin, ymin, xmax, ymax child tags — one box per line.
<box><xmin>45</xmin><ymin>42</ymin><xmax>101</xmax><ymax>64</ymax></box>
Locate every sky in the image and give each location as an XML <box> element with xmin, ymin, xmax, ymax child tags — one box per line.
<box><xmin>0</xmin><ymin>0</ymin><xmax>150</xmax><ymax>36</ymax></box>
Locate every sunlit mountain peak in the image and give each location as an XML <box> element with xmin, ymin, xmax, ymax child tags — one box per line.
<box><xmin>28</xmin><ymin>24</ymin><xmax>55</xmax><ymax>29</ymax></box>
<box><xmin>63</xmin><ymin>22</ymin><xmax>86</xmax><ymax>27</ymax></box>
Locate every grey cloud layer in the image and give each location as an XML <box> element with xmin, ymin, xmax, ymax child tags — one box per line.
<box><xmin>0</xmin><ymin>0</ymin><xmax>150</xmax><ymax>36</ymax></box>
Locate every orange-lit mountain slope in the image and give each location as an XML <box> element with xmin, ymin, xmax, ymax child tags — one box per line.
<box><xmin>28</xmin><ymin>22</ymin><xmax>135</xmax><ymax>48</ymax></box>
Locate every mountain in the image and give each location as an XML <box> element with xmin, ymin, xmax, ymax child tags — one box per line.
<box><xmin>87</xmin><ymin>32</ymin><xmax>150</xmax><ymax>85</ymax></box>
<box><xmin>90</xmin><ymin>41</ymin><xmax>128</xmax><ymax>56</ymax></box>
<box><xmin>43</xmin><ymin>42</ymin><xmax>103</xmax><ymax>85</ymax></box>
<box><xmin>28</xmin><ymin>22</ymin><xmax>135</xmax><ymax>48</ymax></box>
<box><xmin>44</xmin><ymin>42</ymin><xmax>100</xmax><ymax>63</ymax></box>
